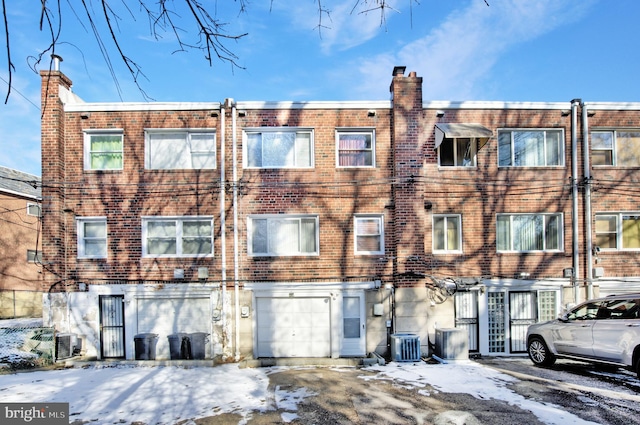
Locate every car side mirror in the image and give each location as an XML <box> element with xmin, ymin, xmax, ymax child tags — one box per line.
<box><xmin>558</xmin><ymin>313</ymin><xmax>570</xmax><ymax>322</ymax></box>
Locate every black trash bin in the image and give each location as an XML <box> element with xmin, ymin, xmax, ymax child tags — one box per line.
<box><xmin>134</xmin><ymin>333</ymin><xmax>158</xmax><ymax>360</ymax></box>
<box><xmin>167</xmin><ymin>333</ymin><xmax>188</xmax><ymax>360</ymax></box>
<box><xmin>189</xmin><ymin>332</ymin><xmax>209</xmax><ymax>360</ymax></box>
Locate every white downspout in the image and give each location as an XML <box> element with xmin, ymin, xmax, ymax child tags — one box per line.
<box><xmin>571</xmin><ymin>99</ymin><xmax>581</xmax><ymax>304</ymax></box>
<box><xmin>232</xmin><ymin>104</ymin><xmax>241</xmax><ymax>361</ymax></box>
<box><xmin>220</xmin><ymin>104</ymin><xmax>227</xmax><ymax>345</ymax></box>
<box><xmin>582</xmin><ymin>102</ymin><xmax>594</xmax><ymax>300</ymax></box>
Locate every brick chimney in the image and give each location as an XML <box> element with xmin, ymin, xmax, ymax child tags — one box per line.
<box><xmin>40</xmin><ymin>60</ymin><xmax>72</xmax><ymax>291</ymax></box>
<box><xmin>390</xmin><ymin>67</ymin><xmax>426</xmax><ymax>286</ymax></box>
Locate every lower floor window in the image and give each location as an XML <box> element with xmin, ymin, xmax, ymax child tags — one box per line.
<box><xmin>496</xmin><ymin>213</ymin><xmax>562</xmax><ymax>252</ymax></box>
<box><xmin>596</xmin><ymin>213</ymin><xmax>640</xmax><ymax>250</ymax></box>
<box><xmin>248</xmin><ymin>215</ymin><xmax>318</xmax><ymax>256</ymax></box>
<box><xmin>142</xmin><ymin>217</ymin><xmax>213</xmax><ymax>257</ymax></box>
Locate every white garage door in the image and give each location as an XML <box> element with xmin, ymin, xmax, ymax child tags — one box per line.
<box><xmin>137</xmin><ymin>297</ymin><xmax>210</xmax><ymax>359</ymax></box>
<box><xmin>256</xmin><ymin>297</ymin><xmax>331</xmax><ymax>357</ymax></box>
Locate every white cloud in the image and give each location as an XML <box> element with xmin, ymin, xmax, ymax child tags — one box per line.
<box><xmin>353</xmin><ymin>0</ymin><xmax>597</xmax><ymax>100</ymax></box>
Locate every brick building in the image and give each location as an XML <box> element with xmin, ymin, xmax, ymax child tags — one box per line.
<box><xmin>40</xmin><ymin>64</ymin><xmax>640</xmax><ymax>361</ymax></box>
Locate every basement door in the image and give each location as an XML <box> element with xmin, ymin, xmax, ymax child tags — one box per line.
<box><xmin>341</xmin><ymin>294</ymin><xmax>366</xmax><ymax>356</ymax></box>
<box><xmin>100</xmin><ymin>295</ymin><xmax>125</xmax><ymax>358</ymax></box>
<box><xmin>256</xmin><ymin>297</ymin><xmax>331</xmax><ymax>358</ymax></box>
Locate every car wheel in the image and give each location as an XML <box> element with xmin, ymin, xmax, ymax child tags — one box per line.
<box><xmin>528</xmin><ymin>337</ymin><xmax>556</xmax><ymax>367</ymax></box>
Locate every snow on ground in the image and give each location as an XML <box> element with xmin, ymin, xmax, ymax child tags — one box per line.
<box><xmin>0</xmin><ymin>360</ymin><xmax>603</xmax><ymax>425</ymax></box>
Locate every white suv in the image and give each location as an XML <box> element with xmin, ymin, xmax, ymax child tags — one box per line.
<box><xmin>526</xmin><ymin>293</ymin><xmax>640</xmax><ymax>378</ymax></box>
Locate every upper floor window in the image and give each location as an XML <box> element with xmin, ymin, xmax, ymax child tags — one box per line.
<box><xmin>433</xmin><ymin>214</ymin><xmax>462</xmax><ymax>253</ymax></box>
<box><xmin>142</xmin><ymin>217</ymin><xmax>213</xmax><ymax>258</ymax></box>
<box><xmin>84</xmin><ymin>131</ymin><xmax>123</xmax><ymax>171</ymax></box>
<box><xmin>26</xmin><ymin>203</ymin><xmax>41</xmax><ymax>217</ymax></box>
<box><xmin>244</xmin><ymin>129</ymin><xmax>313</xmax><ymax>168</ymax></box>
<box><xmin>439</xmin><ymin>138</ymin><xmax>476</xmax><ymax>167</ymax></box>
<box><xmin>498</xmin><ymin>129</ymin><xmax>564</xmax><ymax>167</ymax></box>
<box><xmin>592</xmin><ymin>130</ymin><xmax>640</xmax><ymax>166</ymax></box>
<box><xmin>146</xmin><ymin>130</ymin><xmax>216</xmax><ymax>170</ymax></box>
<box><xmin>27</xmin><ymin>250</ymin><xmax>42</xmax><ymax>263</ymax></box>
<box><xmin>595</xmin><ymin>213</ymin><xmax>640</xmax><ymax>250</ymax></box>
<box><xmin>337</xmin><ymin>129</ymin><xmax>375</xmax><ymax>167</ymax></box>
<box><xmin>248</xmin><ymin>215</ymin><xmax>318</xmax><ymax>256</ymax></box>
<box><xmin>354</xmin><ymin>215</ymin><xmax>384</xmax><ymax>255</ymax></box>
<box><xmin>496</xmin><ymin>213</ymin><xmax>562</xmax><ymax>252</ymax></box>
<box><xmin>77</xmin><ymin>217</ymin><xmax>107</xmax><ymax>259</ymax></box>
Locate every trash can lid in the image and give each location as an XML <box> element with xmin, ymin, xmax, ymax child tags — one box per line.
<box><xmin>134</xmin><ymin>333</ymin><xmax>158</xmax><ymax>339</ymax></box>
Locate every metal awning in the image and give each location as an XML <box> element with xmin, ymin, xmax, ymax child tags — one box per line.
<box><xmin>434</xmin><ymin>123</ymin><xmax>493</xmax><ymax>150</ymax></box>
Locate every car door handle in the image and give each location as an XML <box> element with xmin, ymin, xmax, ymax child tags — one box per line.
<box><xmin>627</xmin><ymin>323</ymin><xmax>640</xmax><ymax>327</ymax></box>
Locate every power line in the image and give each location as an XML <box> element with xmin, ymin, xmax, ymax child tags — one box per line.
<box><xmin>0</xmin><ymin>75</ymin><xmax>41</xmax><ymax>110</ymax></box>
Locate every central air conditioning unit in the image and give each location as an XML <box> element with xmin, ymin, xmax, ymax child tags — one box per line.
<box><xmin>434</xmin><ymin>328</ymin><xmax>468</xmax><ymax>361</ymax></box>
<box><xmin>390</xmin><ymin>333</ymin><xmax>421</xmax><ymax>362</ymax></box>
<box><xmin>55</xmin><ymin>333</ymin><xmax>77</xmax><ymax>360</ymax></box>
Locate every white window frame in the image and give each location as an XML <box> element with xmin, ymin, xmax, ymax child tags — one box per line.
<box><xmin>77</xmin><ymin>217</ymin><xmax>108</xmax><ymax>259</ymax></box>
<box><xmin>247</xmin><ymin>214</ymin><xmax>319</xmax><ymax>256</ymax></box>
<box><xmin>496</xmin><ymin>213</ymin><xmax>563</xmax><ymax>253</ymax></box>
<box><xmin>27</xmin><ymin>249</ymin><xmax>42</xmax><ymax>263</ymax></box>
<box><xmin>336</xmin><ymin>128</ymin><xmax>376</xmax><ymax>168</ymax></box>
<box><xmin>83</xmin><ymin>130</ymin><xmax>124</xmax><ymax>171</ymax></box>
<box><xmin>592</xmin><ymin>130</ymin><xmax>640</xmax><ymax>167</ymax></box>
<box><xmin>498</xmin><ymin>129</ymin><xmax>564</xmax><ymax>167</ymax></box>
<box><xmin>243</xmin><ymin>128</ymin><xmax>314</xmax><ymax>169</ymax></box>
<box><xmin>433</xmin><ymin>214</ymin><xmax>463</xmax><ymax>253</ymax></box>
<box><xmin>354</xmin><ymin>214</ymin><xmax>384</xmax><ymax>255</ymax></box>
<box><xmin>26</xmin><ymin>202</ymin><xmax>41</xmax><ymax>217</ymax></box>
<box><xmin>595</xmin><ymin>212</ymin><xmax>640</xmax><ymax>250</ymax></box>
<box><xmin>145</xmin><ymin>129</ymin><xmax>217</xmax><ymax>170</ymax></box>
<box><xmin>142</xmin><ymin>216</ymin><xmax>214</xmax><ymax>258</ymax></box>
<box><xmin>438</xmin><ymin>138</ymin><xmax>477</xmax><ymax>167</ymax></box>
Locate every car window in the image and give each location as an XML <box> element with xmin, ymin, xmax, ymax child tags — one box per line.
<box><xmin>609</xmin><ymin>298</ymin><xmax>640</xmax><ymax>319</ymax></box>
<box><xmin>567</xmin><ymin>302</ymin><xmax>601</xmax><ymax>320</ymax></box>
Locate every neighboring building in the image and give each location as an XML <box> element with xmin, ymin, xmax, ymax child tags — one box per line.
<box><xmin>0</xmin><ymin>166</ymin><xmax>43</xmax><ymax>318</ymax></box>
<box><xmin>40</xmin><ymin>65</ymin><xmax>640</xmax><ymax>361</ymax></box>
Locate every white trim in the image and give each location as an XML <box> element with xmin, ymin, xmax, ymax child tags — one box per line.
<box><xmin>244</xmin><ymin>280</ymin><xmax>379</xmax><ymax>292</ymax></box>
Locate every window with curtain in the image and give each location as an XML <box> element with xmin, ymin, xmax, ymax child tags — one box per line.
<box><xmin>248</xmin><ymin>215</ymin><xmax>318</xmax><ymax>256</ymax></box>
<box><xmin>142</xmin><ymin>217</ymin><xmax>213</xmax><ymax>257</ymax></box>
<box><xmin>439</xmin><ymin>138</ymin><xmax>476</xmax><ymax>167</ymax></box>
<box><xmin>354</xmin><ymin>215</ymin><xmax>384</xmax><ymax>255</ymax></box>
<box><xmin>77</xmin><ymin>217</ymin><xmax>107</xmax><ymax>259</ymax></box>
<box><xmin>496</xmin><ymin>213</ymin><xmax>562</xmax><ymax>252</ymax></box>
<box><xmin>244</xmin><ymin>129</ymin><xmax>313</xmax><ymax>168</ymax></box>
<box><xmin>146</xmin><ymin>131</ymin><xmax>216</xmax><ymax>169</ymax></box>
<box><xmin>592</xmin><ymin>130</ymin><xmax>640</xmax><ymax>166</ymax></box>
<box><xmin>85</xmin><ymin>132</ymin><xmax>123</xmax><ymax>170</ymax></box>
<box><xmin>498</xmin><ymin>129</ymin><xmax>564</xmax><ymax>167</ymax></box>
<box><xmin>433</xmin><ymin>214</ymin><xmax>462</xmax><ymax>252</ymax></box>
<box><xmin>596</xmin><ymin>213</ymin><xmax>640</xmax><ymax>250</ymax></box>
<box><xmin>337</xmin><ymin>130</ymin><xmax>375</xmax><ymax>167</ymax></box>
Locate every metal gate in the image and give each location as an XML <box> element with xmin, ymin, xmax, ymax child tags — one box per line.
<box><xmin>454</xmin><ymin>291</ymin><xmax>479</xmax><ymax>352</ymax></box>
<box><xmin>509</xmin><ymin>291</ymin><xmax>537</xmax><ymax>353</ymax></box>
<box><xmin>100</xmin><ymin>295</ymin><xmax>125</xmax><ymax>358</ymax></box>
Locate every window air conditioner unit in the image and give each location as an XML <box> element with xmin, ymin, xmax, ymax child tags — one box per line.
<box><xmin>434</xmin><ymin>328</ymin><xmax>468</xmax><ymax>361</ymax></box>
<box><xmin>55</xmin><ymin>333</ymin><xmax>77</xmax><ymax>360</ymax></box>
<box><xmin>390</xmin><ymin>333</ymin><xmax>421</xmax><ymax>362</ymax></box>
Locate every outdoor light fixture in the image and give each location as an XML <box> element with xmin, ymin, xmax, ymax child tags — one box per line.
<box><xmin>368</xmin><ymin>110</ymin><xmax>376</xmax><ymax>117</ymax></box>
<box><xmin>237</xmin><ymin>110</ymin><xmax>247</xmax><ymax>117</ymax></box>
<box><xmin>436</xmin><ymin>110</ymin><xmax>445</xmax><ymax>117</ymax></box>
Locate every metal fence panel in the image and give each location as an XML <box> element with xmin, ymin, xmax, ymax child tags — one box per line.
<box><xmin>0</xmin><ymin>327</ymin><xmax>55</xmax><ymax>371</ymax></box>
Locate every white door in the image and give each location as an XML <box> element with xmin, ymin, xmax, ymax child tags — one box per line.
<box><xmin>256</xmin><ymin>297</ymin><xmax>331</xmax><ymax>357</ymax></box>
<box><xmin>509</xmin><ymin>292</ymin><xmax>537</xmax><ymax>353</ymax></box>
<box><xmin>341</xmin><ymin>294</ymin><xmax>366</xmax><ymax>356</ymax></box>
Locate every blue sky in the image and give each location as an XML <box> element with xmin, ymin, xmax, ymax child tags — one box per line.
<box><xmin>1</xmin><ymin>0</ymin><xmax>639</xmax><ymax>177</ymax></box>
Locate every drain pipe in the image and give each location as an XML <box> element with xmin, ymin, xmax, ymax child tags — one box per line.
<box><xmin>220</xmin><ymin>102</ymin><xmax>227</xmax><ymax>345</ymax></box>
<box><xmin>571</xmin><ymin>99</ymin><xmax>581</xmax><ymax>304</ymax></box>
<box><xmin>582</xmin><ymin>101</ymin><xmax>594</xmax><ymax>300</ymax></box>
<box><xmin>232</xmin><ymin>103</ymin><xmax>241</xmax><ymax>362</ymax></box>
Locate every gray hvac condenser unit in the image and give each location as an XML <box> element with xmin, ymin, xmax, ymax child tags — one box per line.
<box><xmin>434</xmin><ymin>328</ymin><xmax>468</xmax><ymax>360</ymax></box>
<box><xmin>55</xmin><ymin>333</ymin><xmax>77</xmax><ymax>359</ymax></box>
<box><xmin>390</xmin><ymin>333</ymin><xmax>421</xmax><ymax>362</ymax></box>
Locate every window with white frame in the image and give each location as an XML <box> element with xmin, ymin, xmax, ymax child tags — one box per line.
<box><xmin>146</xmin><ymin>130</ymin><xmax>216</xmax><ymax>169</ymax></box>
<box><xmin>244</xmin><ymin>129</ymin><xmax>313</xmax><ymax>168</ymax></box>
<box><xmin>84</xmin><ymin>131</ymin><xmax>123</xmax><ymax>170</ymax></box>
<box><xmin>337</xmin><ymin>129</ymin><xmax>375</xmax><ymax>167</ymax></box>
<box><xmin>496</xmin><ymin>213</ymin><xmax>562</xmax><ymax>252</ymax></box>
<box><xmin>498</xmin><ymin>129</ymin><xmax>564</xmax><ymax>167</ymax></box>
<box><xmin>354</xmin><ymin>215</ymin><xmax>384</xmax><ymax>255</ymax></box>
<box><xmin>27</xmin><ymin>250</ymin><xmax>42</xmax><ymax>263</ymax></box>
<box><xmin>77</xmin><ymin>217</ymin><xmax>107</xmax><ymax>259</ymax></box>
<box><xmin>595</xmin><ymin>213</ymin><xmax>640</xmax><ymax>250</ymax></box>
<box><xmin>433</xmin><ymin>214</ymin><xmax>462</xmax><ymax>252</ymax></box>
<box><xmin>438</xmin><ymin>138</ymin><xmax>476</xmax><ymax>167</ymax></box>
<box><xmin>248</xmin><ymin>215</ymin><xmax>318</xmax><ymax>256</ymax></box>
<box><xmin>26</xmin><ymin>203</ymin><xmax>41</xmax><ymax>217</ymax></box>
<box><xmin>592</xmin><ymin>130</ymin><xmax>640</xmax><ymax>166</ymax></box>
<box><xmin>142</xmin><ymin>217</ymin><xmax>213</xmax><ymax>257</ymax></box>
